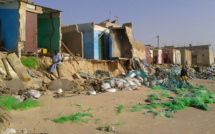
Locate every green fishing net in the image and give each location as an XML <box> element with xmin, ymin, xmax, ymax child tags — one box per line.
<box><xmin>53</xmin><ymin>112</ymin><xmax>93</xmax><ymax>123</ymax></box>
<box><xmin>0</xmin><ymin>96</ymin><xmax>41</xmax><ymax>111</ymax></box>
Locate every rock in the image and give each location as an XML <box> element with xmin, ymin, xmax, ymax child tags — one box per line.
<box><xmin>6</xmin><ymin>79</ymin><xmax>24</xmax><ymax>93</ymax></box>
<box><xmin>48</xmin><ymin>79</ymin><xmax>77</xmax><ymax>91</ymax></box>
<box><xmin>27</xmin><ymin>90</ymin><xmax>41</xmax><ymax>99</ymax></box>
<box><xmin>21</xmin><ymin>129</ymin><xmax>27</xmax><ymax>134</ymax></box>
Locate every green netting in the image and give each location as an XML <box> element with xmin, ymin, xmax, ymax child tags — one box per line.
<box><xmin>132</xmin><ymin>104</ymin><xmax>143</xmax><ymax>112</ymax></box>
<box><xmin>0</xmin><ymin>96</ymin><xmax>41</xmax><ymax>111</ymax></box>
<box><xmin>118</xmin><ymin>104</ymin><xmax>124</xmax><ymax>114</ymax></box>
<box><xmin>152</xmin><ymin>87</ymin><xmax>161</xmax><ymax>90</ymax></box>
<box><xmin>150</xmin><ymin>103</ymin><xmax>165</xmax><ymax>109</ymax></box>
<box><xmin>95</xmin><ymin>70</ymin><xmax>110</xmax><ymax>78</ymax></box>
<box><xmin>149</xmin><ymin>94</ymin><xmax>159</xmax><ymax>103</ymax></box>
<box><xmin>53</xmin><ymin>112</ymin><xmax>93</xmax><ymax>123</ymax></box>
<box><xmin>21</xmin><ymin>57</ymin><xmax>39</xmax><ymax>68</ymax></box>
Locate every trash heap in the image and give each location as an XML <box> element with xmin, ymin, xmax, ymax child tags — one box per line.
<box><xmin>101</xmin><ymin>69</ymin><xmax>147</xmax><ymax>92</ymax></box>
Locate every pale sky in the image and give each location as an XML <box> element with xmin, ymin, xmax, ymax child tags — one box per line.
<box><xmin>32</xmin><ymin>0</ymin><xmax>215</xmax><ymax>52</ymax></box>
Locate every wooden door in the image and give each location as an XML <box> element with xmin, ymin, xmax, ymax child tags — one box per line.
<box><xmin>25</xmin><ymin>11</ymin><xmax>37</xmax><ymax>52</ymax></box>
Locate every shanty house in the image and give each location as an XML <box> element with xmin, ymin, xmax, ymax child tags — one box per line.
<box><xmin>145</xmin><ymin>46</ymin><xmax>152</xmax><ymax>64</ymax></box>
<box><xmin>178</xmin><ymin>49</ymin><xmax>192</xmax><ymax>66</ymax></box>
<box><xmin>153</xmin><ymin>49</ymin><xmax>163</xmax><ymax>64</ymax></box>
<box><xmin>0</xmin><ymin>0</ymin><xmax>61</xmax><ymax>57</ymax></box>
<box><xmin>62</xmin><ymin>23</ymin><xmax>112</xmax><ymax>60</ymax></box>
<box><xmin>177</xmin><ymin>45</ymin><xmax>214</xmax><ymax>66</ymax></box>
<box><xmin>62</xmin><ymin>22</ymin><xmax>146</xmax><ymax>60</ymax></box>
<box><xmin>162</xmin><ymin>47</ymin><xmax>181</xmax><ymax>65</ymax></box>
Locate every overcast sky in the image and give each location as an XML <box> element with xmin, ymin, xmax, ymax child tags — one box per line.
<box><xmin>32</xmin><ymin>0</ymin><xmax>215</xmax><ymax>51</ymax></box>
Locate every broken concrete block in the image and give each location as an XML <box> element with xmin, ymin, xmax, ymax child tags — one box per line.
<box><xmin>48</xmin><ymin>79</ymin><xmax>77</xmax><ymax>91</ymax></box>
<box><xmin>2</xmin><ymin>58</ymin><xmax>19</xmax><ymax>80</ymax></box>
<box><xmin>6</xmin><ymin>53</ymin><xmax>31</xmax><ymax>82</ymax></box>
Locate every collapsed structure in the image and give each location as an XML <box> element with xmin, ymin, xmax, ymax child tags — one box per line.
<box><xmin>62</xmin><ymin>22</ymin><xmax>146</xmax><ymax>60</ymax></box>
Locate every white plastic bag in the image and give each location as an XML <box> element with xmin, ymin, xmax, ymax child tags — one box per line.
<box><xmin>115</xmin><ymin>80</ymin><xmax>124</xmax><ymax>88</ymax></box>
<box><xmin>101</xmin><ymin>83</ymin><xmax>111</xmax><ymax>89</ymax></box>
<box><xmin>27</xmin><ymin>90</ymin><xmax>41</xmax><ymax>99</ymax></box>
<box><xmin>106</xmin><ymin>88</ymin><xmax>116</xmax><ymax>93</ymax></box>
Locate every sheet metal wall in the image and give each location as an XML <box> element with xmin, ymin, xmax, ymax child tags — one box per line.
<box><xmin>0</xmin><ymin>2</ymin><xmax>19</xmax><ymax>52</ymax></box>
<box><xmin>37</xmin><ymin>13</ymin><xmax>60</xmax><ymax>52</ymax></box>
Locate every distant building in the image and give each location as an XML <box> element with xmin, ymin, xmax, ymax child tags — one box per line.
<box><xmin>0</xmin><ymin>0</ymin><xmax>61</xmax><ymax>57</ymax></box>
<box><xmin>177</xmin><ymin>44</ymin><xmax>214</xmax><ymax>66</ymax></box>
<box><xmin>162</xmin><ymin>47</ymin><xmax>181</xmax><ymax>65</ymax></box>
<box><xmin>179</xmin><ymin>49</ymin><xmax>192</xmax><ymax>66</ymax></box>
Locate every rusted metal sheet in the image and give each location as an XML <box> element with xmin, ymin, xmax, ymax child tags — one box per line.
<box><xmin>25</xmin><ymin>11</ymin><xmax>37</xmax><ymax>52</ymax></box>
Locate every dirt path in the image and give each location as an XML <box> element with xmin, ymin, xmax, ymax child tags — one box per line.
<box><xmin>10</xmin><ymin>79</ymin><xmax>215</xmax><ymax>134</ymax></box>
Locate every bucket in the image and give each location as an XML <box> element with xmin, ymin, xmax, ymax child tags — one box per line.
<box><xmin>42</xmin><ymin>48</ymin><xmax>47</xmax><ymax>54</ymax></box>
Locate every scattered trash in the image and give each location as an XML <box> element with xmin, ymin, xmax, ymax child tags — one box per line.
<box><xmin>57</xmin><ymin>89</ymin><xmax>63</xmax><ymax>94</ymax></box>
<box><xmin>1</xmin><ymin>128</ymin><xmax>16</xmax><ymax>134</ymax></box>
<box><xmin>27</xmin><ymin>90</ymin><xmax>41</xmax><ymax>99</ymax></box>
<box><xmin>21</xmin><ymin>129</ymin><xmax>27</xmax><ymax>134</ymax></box>
<box><xmin>97</xmin><ymin>125</ymin><xmax>119</xmax><ymax>133</ymax></box>
<box><xmin>105</xmin><ymin>88</ymin><xmax>117</xmax><ymax>93</ymax></box>
<box><xmin>154</xmin><ymin>111</ymin><xmax>173</xmax><ymax>119</ymax></box>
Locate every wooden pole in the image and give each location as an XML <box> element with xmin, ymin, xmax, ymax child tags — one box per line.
<box><xmin>61</xmin><ymin>41</ymin><xmax>79</xmax><ymax>64</ymax></box>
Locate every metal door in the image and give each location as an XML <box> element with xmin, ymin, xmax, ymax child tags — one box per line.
<box><xmin>98</xmin><ymin>34</ymin><xmax>105</xmax><ymax>60</ymax></box>
<box><xmin>25</xmin><ymin>11</ymin><xmax>37</xmax><ymax>52</ymax></box>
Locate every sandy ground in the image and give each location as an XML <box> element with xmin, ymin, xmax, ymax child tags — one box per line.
<box><xmin>9</xmin><ymin>79</ymin><xmax>215</xmax><ymax>134</ymax></box>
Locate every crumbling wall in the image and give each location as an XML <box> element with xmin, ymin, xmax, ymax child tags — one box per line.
<box><xmin>98</xmin><ymin>22</ymin><xmax>121</xmax><ymax>28</ymax></box>
<box><xmin>209</xmin><ymin>50</ymin><xmax>214</xmax><ymax>66</ymax></box>
<box><xmin>70</xmin><ymin>59</ymin><xmax>126</xmax><ymax>77</ymax></box>
<box><xmin>62</xmin><ymin>25</ymin><xmax>83</xmax><ymax>57</ymax></box>
<box><xmin>110</xmin><ymin>28</ymin><xmax>132</xmax><ymax>58</ymax></box>
<box><xmin>77</xmin><ymin>23</ymin><xmax>94</xmax><ymax>59</ymax></box>
<box><xmin>125</xmin><ymin>27</ymin><xmax>146</xmax><ymax>59</ymax></box>
<box><xmin>196</xmin><ymin>49</ymin><xmax>210</xmax><ymax>66</ymax></box>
